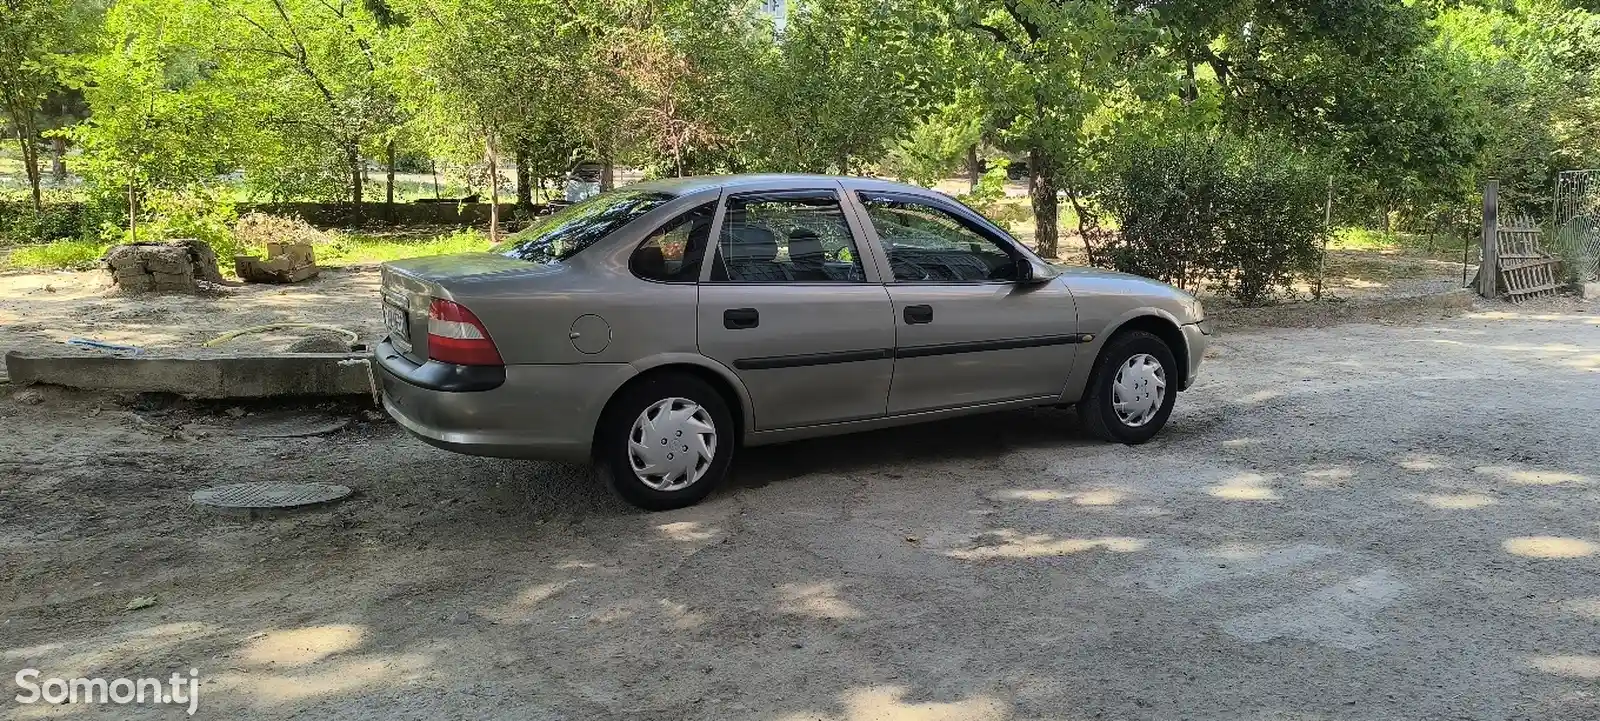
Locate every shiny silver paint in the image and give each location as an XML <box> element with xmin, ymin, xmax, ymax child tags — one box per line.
<box><xmin>377</xmin><ymin>174</ymin><xmax>1209</xmax><ymax>462</ymax></box>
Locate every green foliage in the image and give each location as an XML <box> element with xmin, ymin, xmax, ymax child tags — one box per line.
<box><xmin>65</xmin><ymin>0</ymin><xmax>399</xmax><ymax>206</ymax></box>
<box><xmin>1428</xmin><ymin>0</ymin><xmax>1600</xmax><ymax>219</ymax></box>
<box><xmin>99</xmin><ymin>186</ymin><xmax>240</xmax><ymax>256</ymax></box>
<box><xmin>1</xmin><ymin>193</ymin><xmax>86</xmax><ymax>244</ymax></box>
<box><xmin>4</xmin><ymin>238</ymin><xmax>107</xmax><ymax>269</ymax></box>
<box><xmin>319</xmin><ymin>227</ymin><xmax>489</xmax><ymax>265</ymax></box>
<box><xmin>959</xmin><ymin>158</ymin><xmax>1010</xmax><ymax>207</ymax></box>
<box><xmin>61</xmin><ymin>0</ymin><xmax>251</xmax><ymax>204</ymax></box>
<box><xmin>0</xmin><ymin>0</ymin><xmax>100</xmax><ymax>206</ymax></box>
<box><xmin>883</xmin><ymin>100</ymin><xmax>982</xmax><ymax>187</ymax></box>
<box><xmin>4</xmin><ymin>0</ymin><xmax>1593</xmax><ymax>291</ymax></box>
<box><xmin>1098</xmin><ymin>134</ymin><xmax>1329</xmax><ymax>305</ymax></box>
<box><xmin>744</xmin><ymin>0</ymin><xmax>944</xmax><ymax>173</ymax></box>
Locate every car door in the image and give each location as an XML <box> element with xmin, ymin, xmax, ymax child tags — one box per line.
<box><xmin>851</xmin><ymin>189</ymin><xmax>1081</xmax><ymax>415</ymax></box>
<box><xmin>696</xmin><ymin>184</ymin><xmax>896</xmax><ymax>431</ymax></box>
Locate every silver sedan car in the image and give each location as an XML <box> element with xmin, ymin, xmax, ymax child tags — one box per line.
<box><xmin>376</xmin><ymin>174</ymin><xmax>1210</xmax><ymax>509</ymax></box>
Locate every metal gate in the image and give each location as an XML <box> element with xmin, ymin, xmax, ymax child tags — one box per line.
<box><xmin>1551</xmin><ymin>169</ymin><xmax>1600</xmax><ymax>281</ymax></box>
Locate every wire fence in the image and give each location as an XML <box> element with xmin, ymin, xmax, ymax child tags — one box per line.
<box><xmin>1551</xmin><ymin>170</ymin><xmax>1600</xmax><ymax>282</ymax></box>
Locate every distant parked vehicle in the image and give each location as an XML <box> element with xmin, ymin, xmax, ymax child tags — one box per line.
<box><xmin>376</xmin><ymin>174</ymin><xmax>1210</xmax><ymax>509</ymax></box>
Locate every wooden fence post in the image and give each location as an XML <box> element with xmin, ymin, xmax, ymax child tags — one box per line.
<box><xmin>1314</xmin><ymin>174</ymin><xmax>1334</xmax><ymax>300</ymax></box>
<box><xmin>1479</xmin><ymin>180</ymin><xmax>1499</xmax><ymax>298</ymax></box>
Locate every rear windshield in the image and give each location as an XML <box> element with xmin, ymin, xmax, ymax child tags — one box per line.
<box><xmin>500</xmin><ymin>190</ymin><xmax>675</xmax><ymax>263</ymax></box>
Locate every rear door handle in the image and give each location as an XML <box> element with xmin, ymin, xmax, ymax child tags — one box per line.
<box><xmin>903</xmin><ymin>304</ymin><xmax>933</xmax><ymax>325</ymax></box>
<box><xmin>724</xmin><ymin>308</ymin><xmax>760</xmax><ymax>329</ymax></box>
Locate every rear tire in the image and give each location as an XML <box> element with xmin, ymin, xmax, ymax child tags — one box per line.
<box><xmin>595</xmin><ymin>373</ymin><xmax>734</xmax><ymax>511</ymax></box>
<box><xmin>1079</xmin><ymin>330</ymin><xmax>1178</xmax><ymax>445</ymax></box>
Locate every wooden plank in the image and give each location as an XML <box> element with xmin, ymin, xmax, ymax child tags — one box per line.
<box><xmin>1492</xmin><ymin>208</ymin><xmax>1564</xmax><ymax>301</ymax></box>
<box><xmin>1508</xmin><ymin>283</ymin><xmax>1560</xmax><ymax>297</ymax></box>
<box><xmin>1481</xmin><ymin>181</ymin><xmax>1499</xmax><ymax>298</ymax></box>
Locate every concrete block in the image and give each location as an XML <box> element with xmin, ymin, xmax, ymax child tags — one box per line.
<box><xmin>143</xmin><ymin>251</ymin><xmax>192</xmax><ymax>275</ymax></box>
<box><xmin>1583</xmin><ymin>282</ymin><xmax>1600</xmax><ymax>300</ymax></box>
<box><xmin>4</xmin><ymin>351</ymin><xmax>376</xmax><ymax>399</ymax></box>
<box><xmin>236</xmin><ymin>241</ymin><xmax>317</xmax><ymax>283</ymax></box>
<box><xmin>101</xmin><ymin>239</ymin><xmax>222</xmax><ymax>293</ymax></box>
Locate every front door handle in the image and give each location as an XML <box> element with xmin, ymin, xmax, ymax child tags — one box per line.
<box><xmin>724</xmin><ymin>308</ymin><xmax>760</xmax><ymax>329</ymax></box>
<box><xmin>903</xmin><ymin>304</ymin><xmax>933</xmax><ymax>325</ymax></box>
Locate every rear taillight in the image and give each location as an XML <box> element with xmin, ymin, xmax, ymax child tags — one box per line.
<box><xmin>427</xmin><ymin>298</ymin><xmax>503</xmax><ymax>366</ymax></box>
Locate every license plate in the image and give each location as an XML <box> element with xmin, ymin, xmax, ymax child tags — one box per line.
<box><xmin>384</xmin><ymin>301</ymin><xmax>411</xmax><ymax>350</ymax></box>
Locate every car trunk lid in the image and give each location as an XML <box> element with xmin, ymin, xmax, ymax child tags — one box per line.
<box><xmin>379</xmin><ymin>253</ymin><xmax>553</xmax><ymax>365</ymax></box>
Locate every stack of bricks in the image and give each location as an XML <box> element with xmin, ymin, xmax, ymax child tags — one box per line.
<box><xmin>102</xmin><ymin>240</ymin><xmax>225</xmax><ymax>294</ymax></box>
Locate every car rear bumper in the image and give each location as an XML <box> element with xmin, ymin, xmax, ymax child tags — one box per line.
<box><xmin>376</xmin><ymin>338</ymin><xmax>633</xmax><ymax>463</ymax></box>
<box><xmin>1180</xmin><ymin>321</ymin><xmax>1210</xmax><ymax>390</ymax></box>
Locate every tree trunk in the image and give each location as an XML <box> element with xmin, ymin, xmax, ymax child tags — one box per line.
<box><xmin>127</xmin><ymin>172</ymin><xmax>137</xmax><ymax>243</ymax></box>
<box><xmin>347</xmin><ymin>146</ymin><xmax>363</xmax><ymax>221</ymax></box>
<box><xmin>514</xmin><ymin>145</ymin><xmax>533</xmax><ymax>208</ymax></box>
<box><xmin>385</xmin><ymin>140</ymin><xmax>396</xmax><ymax>209</ymax></box>
<box><xmin>431</xmin><ymin>160</ymin><xmax>441</xmax><ymax>199</ymax></box>
<box><xmin>966</xmin><ymin>144</ymin><xmax>980</xmax><ymax>192</ymax></box>
<box><xmin>13</xmin><ymin>123</ymin><xmax>42</xmax><ymax>210</ymax></box>
<box><xmin>1065</xmin><ymin>189</ymin><xmax>1100</xmax><ymax>267</ymax></box>
<box><xmin>1028</xmin><ymin>147</ymin><xmax>1060</xmax><ymax>259</ymax></box>
<box><xmin>486</xmin><ymin>133</ymin><xmax>501</xmax><ymax>244</ymax></box>
<box><xmin>50</xmin><ymin>136</ymin><xmax>66</xmax><ymax>183</ymax></box>
<box><xmin>600</xmin><ymin>152</ymin><xmax>615</xmax><ymax>192</ymax></box>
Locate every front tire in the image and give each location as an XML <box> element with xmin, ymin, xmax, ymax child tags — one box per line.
<box><xmin>1079</xmin><ymin>330</ymin><xmax>1178</xmax><ymax>444</ymax></box>
<box><xmin>595</xmin><ymin>373</ymin><xmax>734</xmax><ymax>511</ymax></box>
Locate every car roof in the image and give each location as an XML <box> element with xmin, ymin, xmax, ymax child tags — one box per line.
<box><xmin>626</xmin><ymin>173</ymin><xmax>944</xmax><ymax>197</ymax></box>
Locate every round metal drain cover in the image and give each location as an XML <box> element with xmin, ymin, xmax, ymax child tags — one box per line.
<box><xmin>234</xmin><ymin>410</ymin><xmax>350</xmax><ymax>438</ymax></box>
<box><xmin>192</xmin><ymin>482</ymin><xmax>351</xmax><ymax>510</ymax></box>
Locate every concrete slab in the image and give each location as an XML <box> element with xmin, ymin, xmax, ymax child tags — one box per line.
<box><xmin>1582</xmin><ymin>281</ymin><xmax>1600</xmax><ymax>300</ymax></box>
<box><xmin>3</xmin><ymin>351</ymin><xmax>375</xmax><ymax>398</ymax></box>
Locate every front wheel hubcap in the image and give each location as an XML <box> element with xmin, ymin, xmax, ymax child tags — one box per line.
<box><xmin>1112</xmin><ymin>353</ymin><xmax>1167</xmax><ymax>428</ymax></box>
<box><xmin>628</xmin><ymin>397</ymin><xmax>717</xmax><ymax>491</ymax></box>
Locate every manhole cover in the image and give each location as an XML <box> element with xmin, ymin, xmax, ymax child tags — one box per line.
<box><xmin>234</xmin><ymin>410</ymin><xmax>350</xmax><ymax>438</ymax></box>
<box><xmin>192</xmin><ymin>482</ymin><xmax>351</xmax><ymax>509</ymax></box>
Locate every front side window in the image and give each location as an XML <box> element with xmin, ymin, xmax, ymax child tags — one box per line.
<box><xmin>500</xmin><ymin>190</ymin><xmax>674</xmax><ymax>264</ymax></box>
<box><xmin>631</xmin><ymin>201</ymin><xmax>716</xmax><ymax>282</ymax></box>
<box><xmin>712</xmin><ymin>192</ymin><xmax>866</xmax><ymax>283</ymax></box>
<box><xmin>858</xmin><ymin>193</ymin><xmax>1018</xmax><ymax>282</ymax></box>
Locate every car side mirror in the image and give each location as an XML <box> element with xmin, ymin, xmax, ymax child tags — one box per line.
<box><xmin>1015</xmin><ymin>256</ymin><xmax>1058</xmax><ymax>284</ymax></box>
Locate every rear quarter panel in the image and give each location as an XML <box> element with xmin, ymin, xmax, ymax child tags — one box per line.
<box><xmin>444</xmin><ymin>189</ymin><xmax>722</xmax><ymax>367</ymax></box>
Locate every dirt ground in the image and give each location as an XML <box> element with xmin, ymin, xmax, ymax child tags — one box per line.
<box><xmin>0</xmin><ymin>268</ymin><xmax>385</xmax><ymax>361</ymax></box>
<box><xmin>0</xmin><ymin>249</ymin><xmax>1468</xmax><ymax>364</ymax></box>
<box><xmin>2</xmin><ymin>298</ymin><xmax>1598</xmax><ymax>720</ymax></box>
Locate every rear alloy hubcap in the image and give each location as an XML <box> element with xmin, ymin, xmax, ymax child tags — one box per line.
<box><xmin>628</xmin><ymin>397</ymin><xmax>717</xmax><ymax>492</ymax></box>
<box><xmin>1112</xmin><ymin>353</ymin><xmax>1167</xmax><ymax>428</ymax></box>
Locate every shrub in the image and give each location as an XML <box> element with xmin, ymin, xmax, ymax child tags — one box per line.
<box><xmin>4</xmin><ymin>239</ymin><xmax>110</xmax><ymax>270</ymax></box>
<box><xmin>1097</xmin><ymin>134</ymin><xmax>1329</xmax><ymax>305</ymax></box>
<box><xmin>99</xmin><ymin>186</ymin><xmax>241</xmax><ymax>257</ymax></box>
<box><xmin>0</xmin><ymin>189</ymin><xmax>108</xmax><ymax>245</ymax></box>
<box><xmin>957</xmin><ymin>160</ymin><xmax>1024</xmax><ymax>232</ymax></box>
<box><xmin>232</xmin><ymin>212</ymin><xmax>331</xmax><ymax>255</ymax></box>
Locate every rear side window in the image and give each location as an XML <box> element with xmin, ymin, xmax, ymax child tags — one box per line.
<box><xmin>710</xmin><ymin>192</ymin><xmax>866</xmax><ymax>283</ymax></box>
<box><xmin>631</xmin><ymin>201</ymin><xmax>716</xmax><ymax>282</ymax></box>
<box><xmin>500</xmin><ymin>190</ymin><xmax>674</xmax><ymax>264</ymax></box>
